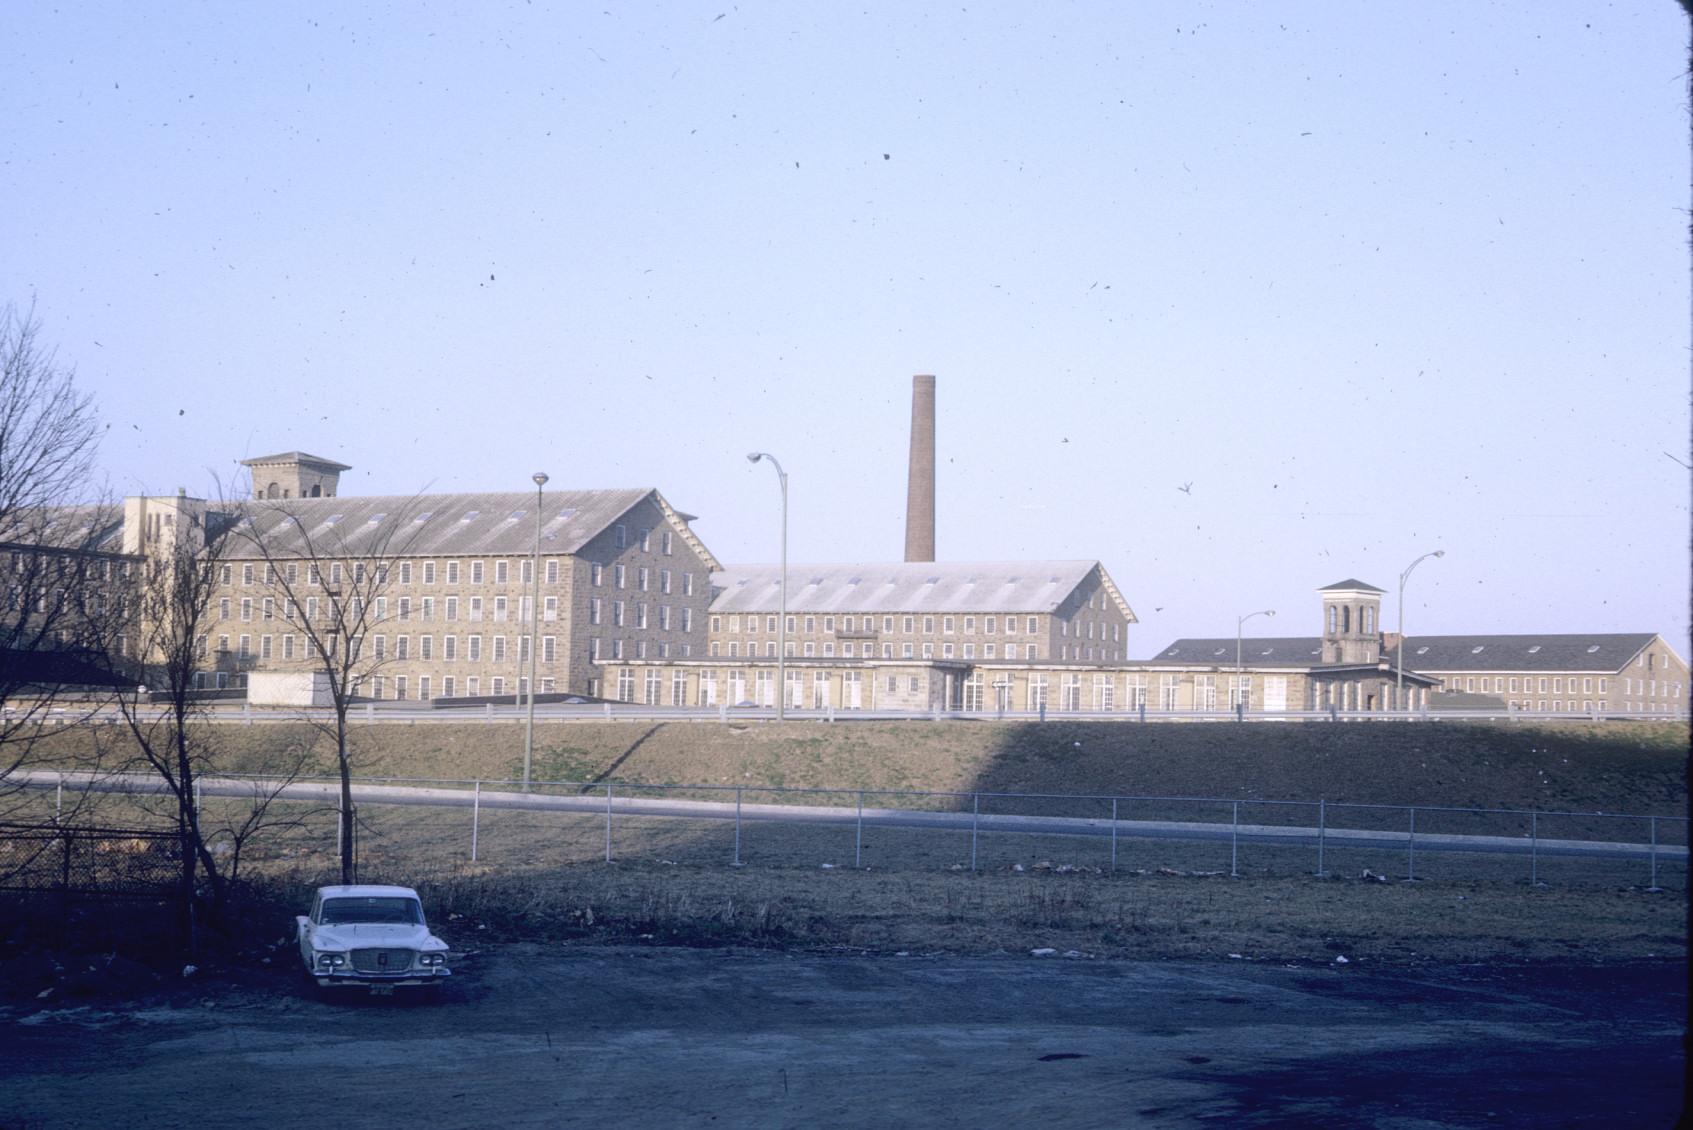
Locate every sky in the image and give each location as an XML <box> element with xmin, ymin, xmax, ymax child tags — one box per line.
<box><xmin>4</xmin><ymin>2</ymin><xmax>1688</xmax><ymax>658</ymax></box>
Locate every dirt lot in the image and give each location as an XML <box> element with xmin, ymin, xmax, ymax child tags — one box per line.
<box><xmin>2</xmin><ymin>945</ymin><xmax>1682</xmax><ymax>1129</ymax></box>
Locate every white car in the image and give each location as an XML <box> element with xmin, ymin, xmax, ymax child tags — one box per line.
<box><xmin>296</xmin><ymin>884</ymin><xmax>451</xmax><ymax>995</ymax></box>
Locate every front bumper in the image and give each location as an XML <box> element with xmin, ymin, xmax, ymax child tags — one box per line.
<box><xmin>312</xmin><ymin>968</ymin><xmax>451</xmax><ymax>990</ymax></box>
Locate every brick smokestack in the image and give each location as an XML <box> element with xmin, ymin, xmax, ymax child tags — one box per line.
<box><xmin>904</xmin><ymin>374</ymin><xmax>936</xmax><ymax>562</ymax></box>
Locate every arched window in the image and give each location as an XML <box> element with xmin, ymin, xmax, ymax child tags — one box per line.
<box><xmin>1327</xmin><ymin>606</ymin><xmax>1338</xmax><ymax>634</ymax></box>
<box><xmin>309</xmin><ymin>485</ymin><xmax>322</xmax><ymax>497</ymax></box>
<box><xmin>1363</xmin><ymin>606</ymin><xmax>1374</xmax><ymax>634</ymax></box>
<box><xmin>1341</xmin><ymin>606</ymin><xmax>1351</xmax><ymax>633</ymax></box>
<box><xmin>265</xmin><ymin>482</ymin><xmax>281</xmax><ymax>499</ymax></box>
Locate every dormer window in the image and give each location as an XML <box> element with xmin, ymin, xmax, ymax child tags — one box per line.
<box><xmin>1470</xmin><ymin>645</ymin><xmax>1485</xmax><ymax>654</ymax></box>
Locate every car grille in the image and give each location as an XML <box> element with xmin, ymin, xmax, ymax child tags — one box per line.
<box><xmin>349</xmin><ymin>948</ymin><xmax>417</xmax><ymax>974</ymax></box>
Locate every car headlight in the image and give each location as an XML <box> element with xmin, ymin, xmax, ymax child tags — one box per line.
<box><xmin>315</xmin><ymin>952</ymin><xmax>346</xmax><ymax>970</ymax></box>
<box><xmin>418</xmin><ymin>953</ymin><xmax>445</xmax><ymax>967</ymax></box>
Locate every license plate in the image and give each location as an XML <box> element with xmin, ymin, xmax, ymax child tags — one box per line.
<box><xmin>369</xmin><ymin>985</ymin><xmax>395</xmax><ymax>997</ymax></box>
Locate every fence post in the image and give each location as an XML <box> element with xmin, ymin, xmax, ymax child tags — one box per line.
<box><xmin>1647</xmin><ymin>815</ymin><xmax>1660</xmax><ymax>892</ymax></box>
<box><xmin>471</xmin><ymin>780</ymin><xmax>480</xmax><ymax>863</ymax></box>
<box><xmin>55</xmin><ymin>772</ymin><xmax>63</xmax><ymax>824</ymax></box>
<box><xmin>1315</xmin><ymin>798</ymin><xmax>1326</xmax><ymax>877</ymax></box>
<box><xmin>1110</xmin><ymin>798</ymin><xmax>1118</xmax><ymax>873</ymax></box>
<box><xmin>604</xmin><ymin>783</ymin><xmax>613</xmax><ymax>863</ymax></box>
<box><xmin>1530</xmin><ymin>810</ymin><xmax>1539</xmax><ymax>887</ymax></box>
<box><xmin>1231</xmin><ymin>800</ymin><xmax>1239</xmax><ymax>878</ymax></box>
<box><xmin>855</xmin><ymin>790</ymin><xmax>864</xmax><ymax>868</ymax></box>
<box><xmin>970</xmin><ymin>793</ymin><xmax>979</xmax><ymax>872</ymax></box>
<box><xmin>1407</xmin><ymin>807</ymin><xmax>1416</xmax><ymax>882</ymax></box>
<box><xmin>734</xmin><ymin>786</ymin><xmax>742</xmax><ymax>867</ymax></box>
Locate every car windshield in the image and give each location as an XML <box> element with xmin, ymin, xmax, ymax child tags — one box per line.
<box><xmin>320</xmin><ymin>897</ymin><xmax>422</xmax><ymax>925</ymax></box>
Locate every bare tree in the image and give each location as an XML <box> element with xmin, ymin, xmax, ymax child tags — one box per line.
<box><xmin>95</xmin><ymin>497</ymin><xmax>309</xmax><ymax>952</ymax></box>
<box><xmin>0</xmin><ymin>302</ymin><xmax>120</xmax><ymax>816</ymax></box>
<box><xmin>230</xmin><ymin>496</ymin><xmax>424</xmax><ymax>883</ymax></box>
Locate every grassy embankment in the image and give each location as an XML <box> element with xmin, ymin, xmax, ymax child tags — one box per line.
<box><xmin>7</xmin><ymin>718</ymin><xmax>1687</xmax><ymax>966</ymax></box>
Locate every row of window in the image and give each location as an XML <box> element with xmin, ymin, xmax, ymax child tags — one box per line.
<box><xmin>587</xmin><ymin>563</ymin><xmax>695</xmax><ymax>595</ymax></box>
<box><xmin>222</xmin><ymin>558</ymin><xmax>571</xmax><ymax>588</ymax></box>
<box><xmin>588</xmin><ymin>638</ymin><xmax>692</xmax><ymax>661</ymax></box>
<box><xmin>587</xmin><ymin>599</ymin><xmax>692</xmax><ymax>632</ymax></box>
<box><xmin>220</xmin><ymin>593</ymin><xmax>564</xmax><ymax>624</ymax></box>
<box><xmin>712</xmin><ymin>613</ymin><xmax>1046</xmax><ymax>636</ymax></box>
<box><xmin>212</xmin><ymin>633</ymin><xmax>559</xmax><ymax>664</ymax></box>
<box><xmin>706</xmin><ymin>639</ymin><xmax>1047</xmax><ymax>661</ymax></box>
<box><xmin>1448</xmin><ymin>674</ymin><xmax>1684</xmax><ymax>698</ymax></box>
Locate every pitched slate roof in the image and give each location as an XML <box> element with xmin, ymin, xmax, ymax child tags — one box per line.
<box><xmin>1396</xmin><ymin>633</ymin><xmax>1662</xmax><ymax>673</ymax></box>
<box><xmin>1150</xmin><ymin>636</ymin><xmax>1326</xmax><ymax>667</ymax></box>
<box><xmin>1318</xmin><ymin>578</ymin><xmax>1385</xmax><ymax>593</ymax></box>
<box><xmin>710</xmin><ymin>560</ymin><xmax>1134</xmax><ymax>619</ymax></box>
<box><xmin>1150</xmin><ymin>632</ymin><xmax>1668</xmax><ymax>673</ymax></box>
<box><xmin>218</xmin><ymin>488</ymin><xmax>677</xmax><ymax>560</ymax></box>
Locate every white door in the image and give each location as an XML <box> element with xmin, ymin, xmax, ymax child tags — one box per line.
<box><xmin>1263</xmin><ymin>676</ymin><xmax>1287</xmax><ymax>712</ymax></box>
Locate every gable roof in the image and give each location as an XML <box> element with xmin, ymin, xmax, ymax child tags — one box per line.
<box><xmin>217</xmin><ymin>488</ymin><xmax>693</xmax><ymax>560</ymax></box>
<box><xmin>710</xmin><ymin>560</ymin><xmax>1133</xmax><ymax>618</ymax></box>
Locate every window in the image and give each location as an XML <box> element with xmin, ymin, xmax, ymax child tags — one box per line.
<box><xmin>399</xmin><ymin>597</ymin><xmax>411</xmax><ymax>621</ymax></box>
<box><xmin>903</xmin><ymin>616</ymin><xmax>914</xmax><ymax>633</ymax></box>
<box><xmin>804</xmin><ymin>616</ymin><xmax>815</xmax><ymax>633</ymax></box>
<box><xmin>469</xmin><ymin>596</ymin><xmax>483</xmax><ymax>620</ymax></box>
<box><xmin>491</xmin><ymin>677</ymin><xmax>504</xmax><ymax>696</ymax></box>
<box><xmin>636</xmin><ymin>604</ymin><xmax>648</xmax><ymax>629</ymax></box>
<box><xmin>1005</xmin><ymin>617</ymin><xmax>1017</xmax><ymax>635</ymax></box>
<box><xmin>615</xmin><ymin>524</ymin><xmax>629</xmax><ymax>550</ymax></box>
<box><xmin>330</xmin><ymin>563</ymin><xmax>343</xmax><ymax>585</ymax></box>
<box><xmin>443</xmin><ymin>676</ymin><xmax>455</xmax><ymax>697</ymax></box>
<box><xmin>240</xmin><ymin>598</ymin><xmax>252</xmax><ymax>622</ymax></box>
<box><xmin>283</xmin><ymin>635</ymin><xmax>295</xmax><ymax>660</ymax></box>
<box><xmin>521</xmin><ymin>560</ymin><xmax>532</xmax><ymax>584</ymax></box>
<box><xmin>683</xmin><ymin>573</ymin><xmax>694</xmax><ymax>596</ymax></box>
<box><xmin>420</xmin><ymin>636</ymin><xmax>432</xmax><ymax>660</ymax></box>
<box><xmin>467</xmin><ymin>636</ymin><xmax>481</xmax><ymax>661</ymax></box>
<box><xmin>261</xmin><ymin>635</ymin><xmax>273</xmax><ymax>659</ymax></box>
<box><xmin>471</xmin><ymin>561</ymin><xmax>485</xmax><ymax>584</ymax></box>
<box><xmin>943</xmin><ymin>616</ymin><xmax>954</xmax><ymax>634</ymax></box>
<box><xmin>219</xmin><ymin>564</ymin><xmax>232</xmax><ymax>585</ymax></box>
<box><xmin>242</xmin><ymin>563</ymin><xmax>254</xmax><ymax>586</ymax></box>
<box><xmin>663</xmin><ymin>530</ymin><xmax>673</xmax><ymax>555</ymax></box>
<box><xmin>399</xmin><ymin>563</ymin><xmax>412</xmax><ymax>585</ymax></box>
<box><xmin>638</xmin><ymin>567</ymin><xmax>649</xmax><ymax>591</ymax></box>
<box><xmin>660</xmin><ymin>605</ymin><xmax>671</xmax><ymax>630</ymax></box>
<box><xmin>493</xmin><ymin>636</ymin><xmax>506</xmax><ymax>662</ymax></box>
<box><xmin>373</xmin><ymin>636</ymin><xmax>387</xmax><ymax>660</ymax></box>
<box><xmin>445</xmin><ymin>596</ymin><xmax>459</xmax><ymax>621</ymax></box>
<box><xmin>590</xmin><ymin>598</ymin><xmax>602</xmax><ymax>625</ymax></box>
<box><xmin>682</xmin><ymin>608</ymin><xmax>693</xmax><ymax>632</ymax></box>
<box><xmin>396</xmin><ymin>636</ymin><xmax>410</xmax><ymax>660</ymax></box>
<box><xmin>543</xmin><ymin>636</ymin><xmax>556</xmax><ymax>662</ymax></box>
<box><xmin>494</xmin><ymin>595</ymin><xmax>508</xmax><ymax>621</ymax></box>
<box><xmin>422</xmin><ymin>596</ymin><xmax>434</xmax><ymax>621</ymax></box>
<box><xmin>495</xmin><ymin>561</ymin><xmax>509</xmax><ymax>584</ymax></box>
<box><xmin>592</xmin><ymin>563</ymin><xmax>604</xmax><ymax>586</ymax></box>
<box><xmin>446</xmin><ymin>561</ymin><xmax>460</xmax><ymax>584</ymax></box>
<box><xmin>238</xmin><ymin>635</ymin><xmax>251</xmax><ymax>659</ymax></box>
<box><xmin>639</xmin><ymin>528</ymin><xmax>652</xmax><ymax>552</ymax></box>
<box><xmin>613</xmin><ymin>601</ymin><xmax>625</xmax><ymax>627</ymax></box>
<box><xmin>660</xmin><ymin>569</ymin><xmax>672</xmax><ymax>594</ymax></box>
<box><xmin>423</xmin><ymin>562</ymin><xmax>436</xmax><ymax>584</ymax></box>
<box><xmin>985</xmin><ymin>617</ymin><xmax>996</xmax><ymax>635</ymax></box>
<box><xmin>219</xmin><ymin>597</ymin><xmax>230</xmax><ymax>620</ymax></box>
<box><xmin>615</xmin><ymin>565</ymin><xmax>626</xmax><ymax>588</ymax></box>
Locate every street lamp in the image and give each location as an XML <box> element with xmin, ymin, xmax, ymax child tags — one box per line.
<box><xmin>522</xmin><ymin>471</ymin><xmax>548</xmax><ymax>792</ymax></box>
<box><xmin>1236</xmin><ymin>609</ymin><xmax>1275</xmax><ymax>713</ymax></box>
<box><xmin>746</xmin><ymin>452</ymin><xmax>787</xmax><ymax>719</ymax></box>
<box><xmin>1397</xmin><ymin>550</ymin><xmax>1444</xmax><ymax>711</ymax></box>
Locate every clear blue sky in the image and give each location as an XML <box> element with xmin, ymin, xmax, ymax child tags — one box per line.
<box><xmin>5</xmin><ymin>2</ymin><xmax>1688</xmax><ymax>658</ymax></box>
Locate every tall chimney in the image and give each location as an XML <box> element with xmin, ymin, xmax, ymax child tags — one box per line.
<box><xmin>904</xmin><ymin>373</ymin><xmax>936</xmax><ymax>562</ymax></box>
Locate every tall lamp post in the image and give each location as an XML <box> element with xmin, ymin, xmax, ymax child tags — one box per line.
<box><xmin>1397</xmin><ymin>549</ymin><xmax>1444</xmax><ymax>712</ymax></box>
<box><xmin>746</xmin><ymin>452</ymin><xmax>787</xmax><ymax>719</ymax></box>
<box><xmin>522</xmin><ymin>471</ymin><xmax>548</xmax><ymax>791</ymax></box>
<box><xmin>1236</xmin><ymin>609</ymin><xmax>1275</xmax><ymax>712</ymax></box>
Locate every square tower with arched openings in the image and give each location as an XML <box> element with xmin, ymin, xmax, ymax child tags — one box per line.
<box><xmin>239</xmin><ymin>451</ymin><xmax>351</xmax><ymax>500</ymax></box>
<box><xmin>1319</xmin><ymin>579</ymin><xmax>1384</xmax><ymax>665</ymax></box>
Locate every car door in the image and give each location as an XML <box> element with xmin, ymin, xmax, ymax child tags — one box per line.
<box><xmin>298</xmin><ymin>892</ymin><xmax>321</xmax><ymax>968</ymax></box>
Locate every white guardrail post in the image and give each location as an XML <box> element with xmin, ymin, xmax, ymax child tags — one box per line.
<box><xmin>471</xmin><ymin>779</ymin><xmax>480</xmax><ymax>863</ymax></box>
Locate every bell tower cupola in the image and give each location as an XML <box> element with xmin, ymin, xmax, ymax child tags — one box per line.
<box><xmin>1318</xmin><ymin>579</ymin><xmax>1385</xmax><ymax>665</ymax></box>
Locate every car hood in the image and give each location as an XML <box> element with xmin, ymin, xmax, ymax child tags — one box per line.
<box><xmin>311</xmin><ymin>923</ymin><xmax>444</xmax><ymax>950</ymax></box>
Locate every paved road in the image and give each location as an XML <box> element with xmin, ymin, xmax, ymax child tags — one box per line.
<box><xmin>3</xmin><ymin>947</ymin><xmax>1683</xmax><ymax>1128</ymax></box>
